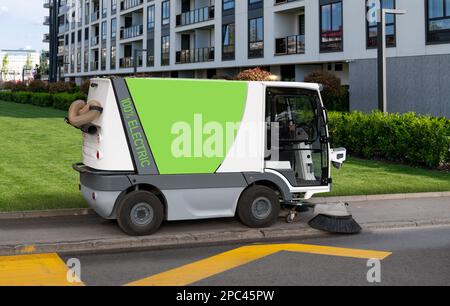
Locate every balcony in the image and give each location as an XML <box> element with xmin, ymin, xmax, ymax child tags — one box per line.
<box><xmin>274</xmin><ymin>0</ymin><xmax>301</xmax><ymax>4</ymax></box>
<box><xmin>176</xmin><ymin>47</ymin><xmax>215</xmax><ymax>64</ymax></box>
<box><xmin>91</xmin><ymin>36</ymin><xmax>99</xmax><ymax>46</ymax></box>
<box><xmin>176</xmin><ymin>6</ymin><xmax>215</xmax><ymax>27</ymax></box>
<box><xmin>43</xmin><ymin>33</ymin><xmax>50</xmax><ymax>43</ymax></box>
<box><xmin>120</xmin><ymin>0</ymin><xmax>144</xmax><ymax>11</ymax></box>
<box><xmin>58</xmin><ymin>24</ymin><xmax>67</xmax><ymax>34</ymax></box>
<box><xmin>120</xmin><ymin>56</ymin><xmax>143</xmax><ymax>68</ymax></box>
<box><xmin>91</xmin><ymin>11</ymin><xmax>100</xmax><ymax>22</ymax></box>
<box><xmin>120</xmin><ymin>24</ymin><xmax>143</xmax><ymax>40</ymax></box>
<box><xmin>43</xmin><ymin>16</ymin><xmax>50</xmax><ymax>26</ymax></box>
<box><xmin>90</xmin><ymin>61</ymin><xmax>99</xmax><ymax>71</ymax></box>
<box><xmin>275</xmin><ymin>35</ymin><xmax>305</xmax><ymax>55</ymax></box>
<box><xmin>43</xmin><ymin>0</ymin><xmax>53</xmax><ymax>8</ymax></box>
<box><xmin>57</xmin><ymin>46</ymin><xmax>65</xmax><ymax>55</ymax></box>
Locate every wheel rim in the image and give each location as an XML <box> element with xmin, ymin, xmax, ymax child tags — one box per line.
<box><xmin>130</xmin><ymin>203</ymin><xmax>154</xmax><ymax>226</ymax></box>
<box><xmin>251</xmin><ymin>197</ymin><xmax>272</xmax><ymax>220</ymax></box>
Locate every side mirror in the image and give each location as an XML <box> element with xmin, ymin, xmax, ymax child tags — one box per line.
<box><xmin>331</xmin><ymin>148</ymin><xmax>346</xmax><ymax>169</ymax></box>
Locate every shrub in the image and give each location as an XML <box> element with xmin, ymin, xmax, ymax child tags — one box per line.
<box><xmin>304</xmin><ymin>71</ymin><xmax>349</xmax><ymax>111</ymax></box>
<box><xmin>328</xmin><ymin>111</ymin><xmax>450</xmax><ymax>168</ymax></box>
<box><xmin>48</xmin><ymin>81</ymin><xmax>77</xmax><ymax>94</ymax></box>
<box><xmin>235</xmin><ymin>67</ymin><xmax>274</xmax><ymax>81</ymax></box>
<box><xmin>80</xmin><ymin>80</ymin><xmax>90</xmax><ymax>96</ymax></box>
<box><xmin>52</xmin><ymin>92</ymin><xmax>87</xmax><ymax>111</ymax></box>
<box><xmin>0</xmin><ymin>91</ymin><xmax>12</xmax><ymax>102</ymax></box>
<box><xmin>2</xmin><ymin>81</ymin><xmax>28</xmax><ymax>92</ymax></box>
<box><xmin>30</xmin><ymin>93</ymin><xmax>53</xmax><ymax>107</ymax></box>
<box><xmin>11</xmin><ymin>91</ymin><xmax>32</xmax><ymax>104</ymax></box>
<box><xmin>28</xmin><ymin>80</ymin><xmax>48</xmax><ymax>93</ymax></box>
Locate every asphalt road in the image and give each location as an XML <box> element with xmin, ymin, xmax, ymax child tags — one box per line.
<box><xmin>61</xmin><ymin>225</ymin><xmax>450</xmax><ymax>286</ymax></box>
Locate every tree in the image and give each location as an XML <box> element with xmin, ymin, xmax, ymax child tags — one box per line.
<box><xmin>304</xmin><ymin>71</ymin><xmax>349</xmax><ymax>111</ymax></box>
<box><xmin>235</xmin><ymin>67</ymin><xmax>275</xmax><ymax>81</ymax></box>
<box><xmin>1</xmin><ymin>54</ymin><xmax>9</xmax><ymax>81</ymax></box>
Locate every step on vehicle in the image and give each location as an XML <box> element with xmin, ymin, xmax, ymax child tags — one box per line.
<box><xmin>67</xmin><ymin>78</ymin><xmax>360</xmax><ymax>236</ymax></box>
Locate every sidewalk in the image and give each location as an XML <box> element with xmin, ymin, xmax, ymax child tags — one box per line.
<box><xmin>1</xmin><ymin>197</ymin><xmax>450</xmax><ymax>256</ymax></box>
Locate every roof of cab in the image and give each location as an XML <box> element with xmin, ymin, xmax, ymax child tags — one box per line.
<box><xmin>92</xmin><ymin>77</ymin><xmax>321</xmax><ymax>91</ymax></box>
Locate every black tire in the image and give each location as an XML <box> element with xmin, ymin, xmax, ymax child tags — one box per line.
<box><xmin>116</xmin><ymin>190</ymin><xmax>164</xmax><ymax>236</ymax></box>
<box><xmin>237</xmin><ymin>185</ymin><xmax>280</xmax><ymax>228</ymax></box>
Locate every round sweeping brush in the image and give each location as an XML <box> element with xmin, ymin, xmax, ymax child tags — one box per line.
<box><xmin>308</xmin><ymin>214</ymin><xmax>362</xmax><ymax>234</ymax></box>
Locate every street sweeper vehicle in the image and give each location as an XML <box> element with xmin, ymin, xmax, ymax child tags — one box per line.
<box><xmin>67</xmin><ymin>78</ymin><xmax>361</xmax><ymax>236</ymax></box>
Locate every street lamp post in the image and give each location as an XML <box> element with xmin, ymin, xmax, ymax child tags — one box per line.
<box><xmin>377</xmin><ymin>8</ymin><xmax>406</xmax><ymax>113</ymax></box>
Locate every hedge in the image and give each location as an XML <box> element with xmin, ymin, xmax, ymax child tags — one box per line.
<box><xmin>31</xmin><ymin>93</ymin><xmax>53</xmax><ymax>107</ymax></box>
<box><xmin>0</xmin><ymin>90</ymin><xmax>86</xmax><ymax>111</ymax></box>
<box><xmin>329</xmin><ymin>111</ymin><xmax>450</xmax><ymax>168</ymax></box>
<box><xmin>52</xmin><ymin>92</ymin><xmax>86</xmax><ymax>110</ymax></box>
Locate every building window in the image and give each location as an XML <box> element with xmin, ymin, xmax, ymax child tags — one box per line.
<box><xmin>101</xmin><ymin>21</ymin><xmax>107</xmax><ymax>42</ymax></box>
<box><xmin>161</xmin><ymin>35</ymin><xmax>170</xmax><ymax>65</ymax></box>
<box><xmin>426</xmin><ymin>0</ymin><xmax>450</xmax><ymax>43</ymax></box>
<box><xmin>222</xmin><ymin>23</ymin><xmax>235</xmax><ymax>60</ymax></box>
<box><xmin>111</xmin><ymin>18</ymin><xmax>117</xmax><ymax>39</ymax></box>
<box><xmin>223</xmin><ymin>0</ymin><xmax>235</xmax><ymax>11</ymax></box>
<box><xmin>320</xmin><ymin>1</ymin><xmax>343</xmax><ymax>52</ymax></box>
<box><xmin>84</xmin><ymin>49</ymin><xmax>89</xmax><ymax>72</ymax></box>
<box><xmin>148</xmin><ymin>5</ymin><xmax>155</xmax><ymax>30</ymax></box>
<box><xmin>110</xmin><ymin>46</ymin><xmax>116</xmax><ymax>69</ymax></box>
<box><xmin>102</xmin><ymin>0</ymin><xmax>107</xmax><ymax>18</ymax></box>
<box><xmin>248</xmin><ymin>17</ymin><xmax>264</xmax><ymax>58</ymax></box>
<box><xmin>162</xmin><ymin>1</ymin><xmax>170</xmax><ymax>26</ymax></box>
<box><xmin>111</xmin><ymin>0</ymin><xmax>117</xmax><ymax>14</ymax></box>
<box><xmin>101</xmin><ymin>47</ymin><xmax>106</xmax><ymax>70</ymax></box>
<box><xmin>366</xmin><ymin>0</ymin><xmax>396</xmax><ymax>48</ymax></box>
<box><xmin>147</xmin><ymin>38</ymin><xmax>155</xmax><ymax>67</ymax></box>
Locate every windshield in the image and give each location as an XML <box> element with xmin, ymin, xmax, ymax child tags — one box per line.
<box><xmin>266</xmin><ymin>88</ymin><xmax>320</xmax><ymax>143</ymax></box>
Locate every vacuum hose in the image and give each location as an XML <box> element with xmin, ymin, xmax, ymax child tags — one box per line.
<box><xmin>66</xmin><ymin>99</ymin><xmax>103</xmax><ymax>134</ymax></box>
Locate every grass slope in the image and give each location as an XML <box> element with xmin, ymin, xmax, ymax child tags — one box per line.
<box><xmin>0</xmin><ymin>100</ymin><xmax>449</xmax><ymax>212</ymax></box>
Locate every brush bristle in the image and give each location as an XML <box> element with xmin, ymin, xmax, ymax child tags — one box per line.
<box><xmin>308</xmin><ymin>214</ymin><xmax>362</xmax><ymax>234</ymax></box>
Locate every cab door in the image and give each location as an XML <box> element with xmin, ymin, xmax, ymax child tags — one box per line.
<box><xmin>265</xmin><ymin>87</ymin><xmax>330</xmax><ymax>187</ymax></box>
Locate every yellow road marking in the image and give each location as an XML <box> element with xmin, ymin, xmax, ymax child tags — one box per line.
<box><xmin>126</xmin><ymin>243</ymin><xmax>391</xmax><ymax>286</ymax></box>
<box><xmin>18</xmin><ymin>245</ymin><xmax>36</xmax><ymax>254</ymax></box>
<box><xmin>0</xmin><ymin>253</ymin><xmax>84</xmax><ymax>286</ymax></box>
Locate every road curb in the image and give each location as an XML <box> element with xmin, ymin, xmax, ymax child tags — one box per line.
<box><xmin>0</xmin><ymin>208</ymin><xmax>94</xmax><ymax>220</ymax></box>
<box><xmin>1</xmin><ymin>191</ymin><xmax>449</xmax><ymax>220</ymax></box>
<box><xmin>2</xmin><ymin>218</ymin><xmax>450</xmax><ymax>256</ymax></box>
<box><xmin>311</xmin><ymin>191</ymin><xmax>450</xmax><ymax>203</ymax></box>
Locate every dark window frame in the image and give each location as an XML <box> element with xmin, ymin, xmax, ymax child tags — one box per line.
<box><xmin>365</xmin><ymin>0</ymin><xmax>397</xmax><ymax>49</ymax></box>
<box><xmin>426</xmin><ymin>0</ymin><xmax>450</xmax><ymax>44</ymax></box>
<box><xmin>319</xmin><ymin>0</ymin><xmax>344</xmax><ymax>53</ymax></box>
<box><xmin>248</xmin><ymin>16</ymin><xmax>264</xmax><ymax>58</ymax></box>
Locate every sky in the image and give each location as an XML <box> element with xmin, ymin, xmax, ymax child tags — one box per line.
<box><xmin>0</xmin><ymin>0</ymin><xmax>47</xmax><ymax>52</ymax></box>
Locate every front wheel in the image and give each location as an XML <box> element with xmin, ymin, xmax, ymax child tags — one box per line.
<box><xmin>117</xmin><ymin>190</ymin><xmax>164</xmax><ymax>236</ymax></box>
<box><xmin>237</xmin><ymin>186</ymin><xmax>280</xmax><ymax>228</ymax></box>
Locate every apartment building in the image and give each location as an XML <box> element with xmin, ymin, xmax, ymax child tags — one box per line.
<box><xmin>43</xmin><ymin>0</ymin><xmax>450</xmax><ymax>117</ymax></box>
<box><xmin>0</xmin><ymin>49</ymin><xmax>40</xmax><ymax>82</ymax></box>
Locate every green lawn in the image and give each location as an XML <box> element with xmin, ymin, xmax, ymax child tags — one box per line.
<box><xmin>0</xmin><ymin>101</ymin><xmax>85</xmax><ymax>211</ymax></box>
<box><xmin>0</xmin><ymin>100</ymin><xmax>449</xmax><ymax>212</ymax></box>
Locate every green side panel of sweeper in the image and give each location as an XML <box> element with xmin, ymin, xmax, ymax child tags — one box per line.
<box><xmin>125</xmin><ymin>78</ymin><xmax>248</xmax><ymax>175</ymax></box>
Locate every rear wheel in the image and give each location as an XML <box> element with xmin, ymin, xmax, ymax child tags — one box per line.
<box><xmin>117</xmin><ymin>190</ymin><xmax>164</xmax><ymax>236</ymax></box>
<box><xmin>237</xmin><ymin>185</ymin><xmax>280</xmax><ymax>228</ymax></box>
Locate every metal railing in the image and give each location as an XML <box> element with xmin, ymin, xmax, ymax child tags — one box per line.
<box><xmin>120</xmin><ymin>56</ymin><xmax>143</xmax><ymax>68</ymax></box>
<box><xmin>120</xmin><ymin>24</ymin><xmax>143</xmax><ymax>40</ymax></box>
<box><xmin>91</xmin><ymin>36</ymin><xmax>99</xmax><ymax>46</ymax></box>
<box><xmin>91</xmin><ymin>11</ymin><xmax>99</xmax><ymax>22</ymax></box>
<box><xmin>176</xmin><ymin>6</ymin><xmax>215</xmax><ymax>26</ymax></box>
<box><xmin>120</xmin><ymin>0</ymin><xmax>143</xmax><ymax>11</ymax></box>
<box><xmin>90</xmin><ymin>61</ymin><xmax>99</xmax><ymax>71</ymax></box>
<box><xmin>176</xmin><ymin>47</ymin><xmax>215</xmax><ymax>64</ymax></box>
<box><xmin>275</xmin><ymin>34</ymin><xmax>305</xmax><ymax>55</ymax></box>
